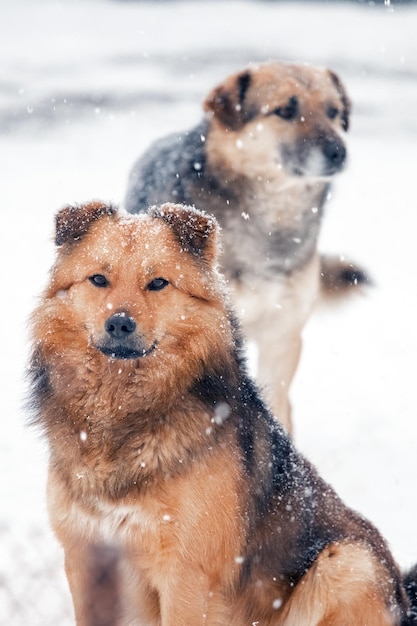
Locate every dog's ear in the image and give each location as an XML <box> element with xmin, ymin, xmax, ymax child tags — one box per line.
<box><xmin>55</xmin><ymin>201</ymin><xmax>117</xmax><ymax>246</ymax></box>
<box><xmin>149</xmin><ymin>203</ymin><xmax>219</xmax><ymax>266</ymax></box>
<box><xmin>328</xmin><ymin>70</ymin><xmax>351</xmax><ymax>132</ymax></box>
<box><xmin>204</xmin><ymin>69</ymin><xmax>255</xmax><ymax>130</ymax></box>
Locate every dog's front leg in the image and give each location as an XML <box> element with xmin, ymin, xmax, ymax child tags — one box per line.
<box><xmin>62</xmin><ymin>540</ymin><xmax>98</xmax><ymax>626</ymax></box>
<box><xmin>239</xmin><ymin>253</ymin><xmax>320</xmax><ymax>434</ymax></box>
<box><xmin>159</xmin><ymin>574</ymin><xmax>228</xmax><ymax>626</ymax></box>
<box><xmin>62</xmin><ymin>539</ymin><xmax>130</xmax><ymax>626</ymax></box>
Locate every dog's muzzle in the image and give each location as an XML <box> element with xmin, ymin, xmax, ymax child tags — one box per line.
<box><xmin>321</xmin><ymin>136</ymin><xmax>346</xmax><ymax>170</ymax></box>
<box><xmin>284</xmin><ymin>132</ymin><xmax>347</xmax><ymax>178</ymax></box>
<box><xmin>96</xmin><ymin>312</ymin><xmax>156</xmax><ymax>359</ymax></box>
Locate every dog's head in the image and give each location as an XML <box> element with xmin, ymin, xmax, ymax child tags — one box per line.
<box><xmin>32</xmin><ymin>202</ymin><xmax>234</xmax><ymax>404</ymax></box>
<box><xmin>204</xmin><ymin>61</ymin><xmax>350</xmax><ymax>179</ymax></box>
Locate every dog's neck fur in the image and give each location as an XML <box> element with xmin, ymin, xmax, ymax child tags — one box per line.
<box><xmin>202</xmin><ymin>174</ymin><xmax>328</xmax><ymax>281</ymax></box>
<box><xmin>231</xmin><ymin>178</ymin><xmax>328</xmax><ymax>278</ymax></box>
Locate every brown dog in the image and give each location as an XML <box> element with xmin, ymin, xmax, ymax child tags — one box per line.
<box><xmin>125</xmin><ymin>61</ymin><xmax>368</xmax><ymax>433</ymax></box>
<box><xmin>29</xmin><ymin>202</ymin><xmax>412</xmax><ymax>625</ymax></box>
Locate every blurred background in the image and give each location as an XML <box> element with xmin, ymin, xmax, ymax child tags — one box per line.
<box><xmin>1</xmin><ymin>0</ymin><xmax>416</xmax><ymax>623</ymax></box>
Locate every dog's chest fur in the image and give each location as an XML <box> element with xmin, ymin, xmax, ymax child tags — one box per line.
<box><xmin>65</xmin><ymin>497</ymin><xmax>161</xmax><ymax>546</ymax></box>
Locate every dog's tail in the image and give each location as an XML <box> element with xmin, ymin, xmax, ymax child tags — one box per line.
<box><xmin>402</xmin><ymin>565</ymin><xmax>417</xmax><ymax>624</ymax></box>
<box><xmin>319</xmin><ymin>254</ymin><xmax>371</xmax><ymax>299</ymax></box>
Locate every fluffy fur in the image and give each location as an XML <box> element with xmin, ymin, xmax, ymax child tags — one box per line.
<box><xmin>29</xmin><ymin>202</ymin><xmax>413</xmax><ymax>626</ymax></box>
<box><xmin>124</xmin><ymin>61</ymin><xmax>369</xmax><ymax>432</ymax></box>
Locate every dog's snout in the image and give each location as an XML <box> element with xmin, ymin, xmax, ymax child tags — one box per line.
<box><xmin>322</xmin><ymin>137</ymin><xmax>346</xmax><ymax>167</ymax></box>
<box><xmin>105</xmin><ymin>313</ymin><xmax>136</xmax><ymax>339</ymax></box>
<box><xmin>98</xmin><ymin>312</ymin><xmax>153</xmax><ymax>359</ymax></box>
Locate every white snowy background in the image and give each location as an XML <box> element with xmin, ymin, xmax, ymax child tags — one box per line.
<box><xmin>1</xmin><ymin>0</ymin><xmax>416</xmax><ymax>623</ymax></box>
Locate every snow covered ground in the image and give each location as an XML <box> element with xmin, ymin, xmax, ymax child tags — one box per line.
<box><xmin>1</xmin><ymin>0</ymin><xmax>417</xmax><ymax>623</ymax></box>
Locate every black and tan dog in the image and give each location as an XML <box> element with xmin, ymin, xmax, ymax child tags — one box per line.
<box><xmin>125</xmin><ymin>61</ymin><xmax>368</xmax><ymax>432</ymax></box>
<box><xmin>29</xmin><ymin>202</ymin><xmax>415</xmax><ymax>625</ymax></box>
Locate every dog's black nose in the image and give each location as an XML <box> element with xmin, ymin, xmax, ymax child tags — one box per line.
<box><xmin>105</xmin><ymin>313</ymin><xmax>136</xmax><ymax>339</ymax></box>
<box><xmin>323</xmin><ymin>138</ymin><xmax>346</xmax><ymax>166</ymax></box>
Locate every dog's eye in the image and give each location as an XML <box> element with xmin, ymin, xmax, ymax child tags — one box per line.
<box><xmin>273</xmin><ymin>96</ymin><xmax>298</xmax><ymax>121</ymax></box>
<box><xmin>89</xmin><ymin>274</ymin><xmax>109</xmax><ymax>288</ymax></box>
<box><xmin>327</xmin><ymin>106</ymin><xmax>339</xmax><ymax>120</ymax></box>
<box><xmin>147</xmin><ymin>277</ymin><xmax>169</xmax><ymax>292</ymax></box>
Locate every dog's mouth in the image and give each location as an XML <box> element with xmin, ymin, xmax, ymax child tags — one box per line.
<box><xmin>290</xmin><ymin>162</ymin><xmax>340</xmax><ymax>178</ymax></box>
<box><xmin>97</xmin><ymin>341</ymin><xmax>158</xmax><ymax>360</ymax></box>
